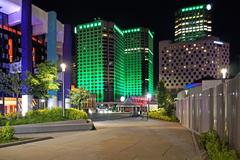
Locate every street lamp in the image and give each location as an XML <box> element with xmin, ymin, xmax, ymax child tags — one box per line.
<box><xmin>220</xmin><ymin>68</ymin><xmax>228</xmax><ymax>137</ymax></box>
<box><xmin>146</xmin><ymin>93</ymin><xmax>152</xmax><ymax>120</ymax></box>
<box><xmin>221</xmin><ymin>68</ymin><xmax>227</xmax><ymax>79</ymax></box>
<box><xmin>60</xmin><ymin>63</ymin><xmax>66</xmax><ymax>117</ymax></box>
<box><xmin>120</xmin><ymin>96</ymin><xmax>125</xmax><ymax>112</ymax></box>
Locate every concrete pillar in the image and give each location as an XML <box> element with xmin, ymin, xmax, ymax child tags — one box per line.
<box><xmin>63</xmin><ymin>24</ymin><xmax>72</xmax><ymax>109</ymax></box>
<box><xmin>47</xmin><ymin>11</ymin><xmax>57</xmax><ymax>109</ymax></box>
<box><xmin>21</xmin><ymin>0</ymin><xmax>33</xmax><ymax>116</ymax></box>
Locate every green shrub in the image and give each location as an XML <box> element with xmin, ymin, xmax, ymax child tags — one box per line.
<box><xmin>1</xmin><ymin>108</ymin><xmax>88</xmax><ymax>126</ymax></box>
<box><xmin>0</xmin><ymin>114</ymin><xmax>2</xmax><ymax>125</ymax></box>
<box><xmin>66</xmin><ymin>108</ymin><xmax>88</xmax><ymax>120</ymax></box>
<box><xmin>149</xmin><ymin>108</ymin><xmax>178</xmax><ymax>122</ymax></box>
<box><xmin>4</xmin><ymin>112</ymin><xmax>19</xmax><ymax>120</ymax></box>
<box><xmin>0</xmin><ymin>122</ymin><xmax>15</xmax><ymax>143</ymax></box>
<box><xmin>200</xmin><ymin>130</ymin><xmax>238</xmax><ymax>160</ymax></box>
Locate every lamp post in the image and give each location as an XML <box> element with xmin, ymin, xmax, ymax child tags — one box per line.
<box><xmin>220</xmin><ymin>68</ymin><xmax>227</xmax><ymax>138</ymax></box>
<box><xmin>221</xmin><ymin>68</ymin><xmax>227</xmax><ymax>80</ymax></box>
<box><xmin>60</xmin><ymin>63</ymin><xmax>66</xmax><ymax>117</ymax></box>
<box><xmin>146</xmin><ymin>93</ymin><xmax>151</xmax><ymax>120</ymax></box>
<box><xmin>120</xmin><ymin>96</ymin><xmax>125</xmax><ymax>112</ymax></box>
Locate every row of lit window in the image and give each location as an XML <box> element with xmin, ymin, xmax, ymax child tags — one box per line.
<box><xmin>176</xmin><ymin>15</ymin><xmax>203</xmax><ymax>23</ymax></box>
<box><xmin>175</xmin><ymin>20</ymin><xmax>211</xmax><ymax>28</ymax></box>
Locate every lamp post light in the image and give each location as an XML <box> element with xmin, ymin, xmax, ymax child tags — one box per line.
<box><xmin>120</xmin><ymin>96</ymin><xmax>125</xmax><ymax>112</ymax></box>
<box><xmin>220</xmin><ymin>68</ymin><xmax>227</xmax><ymax>138</ymax></box>
<box><xmin>221</xmin><ymin>68</ymin><xmax>227</xmax><ymax>79</ymax></box>
<box><xmin>60</xmin><ymin>63</ymin><xmax>66</xmax><ymax>117</ymax></box>
<box><xmin>146</xmin><ymin>93</ymin><xmax>152</xmax><ymax>120</ymax></box>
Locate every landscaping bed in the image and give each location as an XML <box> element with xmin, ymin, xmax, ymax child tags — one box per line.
<box><xmin>149</xmin><ymin>108</ymin><xmax>179</xmax><ymax>122</ymax></box>
<box><xmin>199</xmin><ymin>130</ymin><xmax>239</xmax><ymax>160</ymax></box>
<box><xmin>0</xmin><ymin>108</ymin><xmax>88</xmax><ymax>126</ymax></box>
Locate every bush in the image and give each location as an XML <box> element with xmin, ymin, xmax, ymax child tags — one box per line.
<box><xmin>0</xmin><ymin>122</ymin><xmax>15</xmax><ymax>143</ymax></box>
<box><xmin>149</xmin><ymin>108</ymin><xmax>178</xmax><ymax>122</ymax></box>
<box><xmin>1</xmin><ymin>108</ymin><xmax>88</xmax><ymax>126</ymax></box>
<box><xmin>200</xmin><ymin>130</ymin><xmax>238</xmax><ymax>160</ymax></box>
<box><xmin>0</xmin><ymin>114</ymin><xmax>2</xmax><ymax>125</ymax></box>
<box><xmin>66</xmin><ymin>108</ymin><xmax>88</xmax><ymax>120</ymax></box>
<box><xmin>4</xmin><ymin>112</ymin><xmax>18</xmax><ymax>120</ymax></box>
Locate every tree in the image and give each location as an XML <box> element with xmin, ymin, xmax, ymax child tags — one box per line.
<box><xmin>0</xmin><ymin>70</ymin><xmax>11</xmax><ymax>115</ymax></box>
<box><xmin>26</xmin><ymin>62</ymin><xmax>60</xmax><ymax>108</ymax></box>
<box><xmin>157</xmin><ymin>80</ymin><xmax>168</xmax><ymax>108</ymax></box>
<box><xmin>0</xmin><ymin>70</ymin><xmax>21</xmax><ymax>114</ymax></box>
<box><xmin>69</xmin><ymin>87</ymin><xmax>90</xmax><ymax>110</ymax></box>
<box><xmin>9</xmin><ymin>73</ymin><xmax>21</xmax><ymax>113</ymax></box>
<box><xmin>157</xmin><ymin>80</ymin><xmax>174</xmax><ymax>115</ymax></box>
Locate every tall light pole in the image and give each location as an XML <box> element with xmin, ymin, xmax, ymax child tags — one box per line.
<box><xmin>221</xmin><ymin>68</ymin><xmax>227</xmax><ymax>138</ymax></box>
<box><xmin>120</xmin><ymin>96</ymin><xmax>125</xmax><ymax>112</ymax></box>
<box><xmin>146</xmin><ymin>93</ymin><xmax>151</xmax><ymax>120</ymax></box>
<box><xmin>60</xmin><ymin>63</ymin><xmax>66</xmax><ymax>117</ymax></box>
<box><xmin>221</xmin><ymin>68</ymin><xmax>227</xmax><ymax>80</ymax></box>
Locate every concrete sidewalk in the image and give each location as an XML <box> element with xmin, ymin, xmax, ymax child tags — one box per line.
<box><xmin>0</xmin><ymin>118</ymin><xmax>201</xmax><ymax>160</ymax></box>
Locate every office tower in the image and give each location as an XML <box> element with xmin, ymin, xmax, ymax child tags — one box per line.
<box><xmin>159</xmin><ymin>37</ymin><xmax>229</xmax><ymax>91</ymax></box>
<box><xmin>175</xmin><ymin>3</ymin><xmax>212</xmax><ymax>42</ymax></box>
<box><xmin>123</xmin><ymin>28</ymin><xmax>154</xmax><ymax>97</ymax></box>
<box><xmin>74</xmin><ymin>20</ymin><xmax>125</xmax><ymax>102</ymax></box>
<box><xmin>159</xmin><ymin>2</ymin><xmax>230</xmax><ymax>91</ymax></box>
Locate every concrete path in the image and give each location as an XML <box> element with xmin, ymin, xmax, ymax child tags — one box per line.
<box><xmin>0</xmin><ymin>118</ymin><xmax>201</xmax><ymax>160</ymax></box>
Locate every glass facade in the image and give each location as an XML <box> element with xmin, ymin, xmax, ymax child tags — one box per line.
<box><xmin>75</xmin><ymin>21</ymin><xmax>154</xmax><ymax>102</ymax></box>
<box><xmin>0</xmin><ymin>12</ymin><xmax>46</xmax><ymax>73</ymax></box>
<box><xmin>124</xmin><ymin>28</ymin><xmax>154</xmax><ymax>97</ymax></box>
<box><xmin>75</xmin><ymin>20</ymin><xmax>125</xmax><ymax>102</ymax></box>
<box><xmin>175</xmin><ymin>4</ymin><xmax>212</xmax><ymax>42</ymax></box>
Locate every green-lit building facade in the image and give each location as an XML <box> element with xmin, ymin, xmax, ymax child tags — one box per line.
<box><xmin>74</xmin><ymin>20</ymin><xmax>125</xmax><ymax>102</ymax></box>
<box><xmin>175</xmin><ymin>4</ymin><xmax>212</xmax><ymax>42</ymax></box>
<box><xmin>123</xmin><ymin>28</ymin><xmax>154</xmax><ymax>97</ymax></box>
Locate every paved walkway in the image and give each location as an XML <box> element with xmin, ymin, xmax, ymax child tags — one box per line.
<box><xmin>0</xmin><ymin>118</ymin><xmax>201</xmax><ymax>160</ymax></box>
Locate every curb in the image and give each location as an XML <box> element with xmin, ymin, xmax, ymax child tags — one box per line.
<box><xmin>14</xmin><ymin>121</ymin><xmax>94</xmax><ymax>134</ymax></box>
<box><xmin>0</xmin><ymin>137</ymin><xmax>53</xmax><ymax>148</ymax></box>
<box><xmin>191</xmin><ymin>131</ymin><xmax>208</xmax><ymax>160</ymax></box>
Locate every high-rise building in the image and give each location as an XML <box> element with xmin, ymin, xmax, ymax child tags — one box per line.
<box><xmin>123</xmin><ymin>28</ymin><xmax>154</xmax><ymax>97</ymax></box>
<box><xmin>174</xmin><ymin>3</ymin><xmax>212</xmax><ymax>42</ymax></box>
<box><xmin>159</xmin><ymin>37</ymin><xmax>229</xmax><ymax>91</ymax></box>
<box><xmin>159</xmin><ymin>2</ymin><xmax>230</xmax><ymax>92</ymax></box>
<box><xmin>74</xmin><ymin>20</ymin><xmax>125</xmax><ymax>102</ymax></box>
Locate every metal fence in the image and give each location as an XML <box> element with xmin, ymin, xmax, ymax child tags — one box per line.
<box><xmin>176</xmin><ymin>74</ymin><xmax>240</xmax><ymax>151</ymax></box>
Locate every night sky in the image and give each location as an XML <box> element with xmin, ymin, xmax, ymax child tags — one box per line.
<box><xmin>32</xmin><ymin>0</ymin><xmax>240</xmax><ymax>86</ymax></box>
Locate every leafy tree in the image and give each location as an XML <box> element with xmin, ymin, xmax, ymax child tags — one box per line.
<box><xmin>0</xmin><ymin>70</ymin><xmax>21</xmax><ymax>113</ymax></box>
<box><xmin>26</xmin><ymin>62</ymin><xmax>60</xmax><ymax>108</ymax></box>
<box><xmin>9</xmin><ymin>74</ymin><xmax>21</xmax><ymax>113</ymax></box>
<box><xmin>0</xmin><ymin>70</ymin><xmax>10</xmax><ymax>115</ymax></box>
<box><xmin>157</xmin><ymin>80</ymin><xmax>167</xmax><ymax>107</ymax></box>
<box><xmin>157</xmin><ymin>80</ymin><xmax>174</xmax><ymax>115</ymax></box>
<box><xmin>69</xmin><ymin>87</ymin><xmax>90</xmax><ymax>110</ymax></box>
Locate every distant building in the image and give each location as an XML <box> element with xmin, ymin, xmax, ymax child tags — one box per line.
<box><xmin>174</xmin><ymin>3</ymin><xmax>212</xmax><ymax>42</ymax></box>
<box><xmin>159</xmin><ymin>37</ymin><xmax>229</xmax><ymax>91</ymax></box>
<box><xmin>74</xmin><ymin>20</ymin><xmax>125</xmax><ymax>102</ymax></box>
<box><xmin>123</xmin><ymin>28</ymin><xmax>154</xmax><ymax>97</ymax></box>
<box><xmin>159</xmin><ymin>2</ymin><xmax>229</xmax><ymax>92</ymax></box>
<box><xmin>74</xmin><ymin>20</ymin><xmax>154</xmax><ymax>103</ymax></box>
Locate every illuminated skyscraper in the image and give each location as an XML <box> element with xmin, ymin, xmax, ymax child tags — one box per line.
<box><xmin>74</xmin><ymin>20</ymin><xmax>125</xmax><ymax>102</ymax></box>
<box><xmin>123</xmin><ymin>28</ymin><xmax>154</xmax><ymax>97</ymax></box>
<box><xmin>175</xmin><ymin>4</ymin><xmax>212</xmax><ymax>42</ymax></box>
<box><xmin>160</xmin><ymin>2</ymin><xmax>230</xmax><ymax>92</ymax></box>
